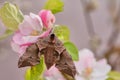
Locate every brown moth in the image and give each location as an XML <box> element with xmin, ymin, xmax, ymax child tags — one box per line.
<box><xmin>18</xmin><ymin>34</ymin><xmax>76</xmax><ymax>77</ymax></box>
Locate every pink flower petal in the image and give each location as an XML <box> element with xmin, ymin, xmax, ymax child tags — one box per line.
<box><xmin>30</xmin><ymin>13</ymin><xmax>43</xmax><ymax>30</ymax></box>
<box><xmin>97</xmin><ymin>59</ymin><xmax>107</xmax><ymax>65</ymax></box>
<box><xmin>74</xmin><ymin>49</ymin><xmax>111</xmax><ymax>80</ymax></box>
<box><xmin>22</xmin><ymin>36</ymin><xmax>39</xmax><ymax>44</ymax></box>
<box><xmin>75</xmin><ymin>75</ymin><xmax>85</xmax><ymax>80</ymax></box>
<box><xmin>39</xmin><ymin>29</ymin><xmax>52</xmax><ymax>38</ymax></box>
<box><xmin>19</xmin><ymin>15</ymin><xmax>35</xmax><ymax>35</ymax></box>
<box><xmin>91</xmin><ymin>59</ymin><xmax>111</xmax><ymax>77</ymax></box>
<box><xmin>44</xmin><ymin>65</ymin><xmax>65</xmax><ymax>80</ymax></box>
<box><xmin>12</xmin><ymin>12</ymin><xmax>53</xmax><ymax>56</ymax></box>
<box><xmin>19</xmin><ymin>13</ymin><xmax>42</xmax><ymax>35</ymax></box>
<box><xmin>44</xmin><ymin>66</ymin><xmax>58</xmax><ymax>76</ymax></box>
<box><xmin>11</xmin><ymin>41</ymin><xmax>20</xmax><ymax>54</ymax></box>
<box><xmin>19</xmin><ymin>46</ymin><xmax>28</xmax><ymax>56</ymax></box>
<box><xmin>11</xmin><ymin>41</ymin><xmax>28</xmax><ymax>56</ymax></box>
<box><xmin>39</xmin><ymin>10</ymin><xmax>55</xmax><ymax>29</ymax></box>
<box><xmin>77</xmin><ymin>49</ymin><xmax>96</xmax><ymax>70</ymax></box>
<box><xmin>12</xmin><ymin>29</ymin><xmax>51</xmax><ymax>55</ymax></box>
<box><xmin>13</xmin><ymin>31</ymin><xmax>40</xmax><ymax>46</ymax></box>
<box><xmin>12</xmin><ymin>31</ymin><xmax>25</xmax><ymax>45</ymax></box>
<box><xmin>39</xmin><ymin>10</ymin><xmax>48</xmax><ymax>27</ymax></box>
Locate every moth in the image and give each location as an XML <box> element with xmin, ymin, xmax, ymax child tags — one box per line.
<box><xmin>18</xmin><ymin>34</ymin><xmax>76</xmax><ymax>78</ymax></box>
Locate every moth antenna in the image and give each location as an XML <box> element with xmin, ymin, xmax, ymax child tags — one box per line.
<box><xmin>50</xmin><ymin>34</ymin><xmax>55</xmax><ymax>42</ymax></box>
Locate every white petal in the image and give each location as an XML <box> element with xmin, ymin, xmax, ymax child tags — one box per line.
<box><xmin>30</xmin><ymin>13</ymin><xmax>43</xmax><ymax>32</ymax></box>
<box><xmin>22</xmin><ymin>36</ymin><xmax>39</xmax><ymax>43</ymax></box>
<box><xmin>12</xmin><ymin>31</ymin><xmax>25</xmax><ymax>45</ymax></box>
<box><xmin>11</xmin><ymin>41</ymin><xmax>20</xmax><ymax>53</ymax></box>
<box><xmin>91</xmin><ymin>76</ymin><xmax>108</xmax><ymax>80</ymax></box>
<box><xmin>78</xmin><ymin>49</ymin><xmax>96</xmax><ymax>68</ymax></box>
<box><xmin>79</xmin><ymin>49</ymin><xmax>95</xmax><ymax>59</ymax></box>
<box><xmin>11</xmin><ymin>41</ymin><xmax>27</xmax><ymax>56</ymax></box>
<box><xmin>75</xmin><ymin>74</ymin><xmax>85</xmax><ymax>80</ymax></box>
<box><xmin>19</xmin><ymin>13</ymin><xmax>43</xmax><ymax>35</ymax></box>
<box><xmin>30</xmin><ymin>12</ymin><xmax>43</xmax><ymax>27</ymax></box>
<box><xmin>19</xmin><ymin>15</ymin><xmax>34</xmax><ymax>35</ymax></box>
<box><xmin>91</xmin><ymin>59</ymin><xmax>111</xmax><ymax>77</ymax></box>
<box><xmin>74</xmin><ymin>61</ymin><xmax>84</xmax><ymax>74</ymax></box>
<box><xmin>44</xmin><ymin>65</ymin><xmax>65</xmax><ymax>80</ymax></box>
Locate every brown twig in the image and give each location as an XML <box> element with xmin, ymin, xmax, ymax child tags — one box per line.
<box><xmin>105</xmin><ymin>0</ymin><xmax>120</xmax><ymax>59</ymax></box>
<box><xmin>80</xmin><ymin>0</ymin><xmax>100</xmax><ymax>54</ymax></box>
<box><xmin>103</xmin><ymin>1</ymin><xmax>120</xmax><ymax>71</ymax></box>
<box><xmin>80</xmin><ymin>0</ymin><xmax>95</xmax><ymax>37</ymax></box>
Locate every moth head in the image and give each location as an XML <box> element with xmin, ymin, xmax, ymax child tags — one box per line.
<box><xmin>50</xmin><ymin>34</ymin><xmax>55</xmax><ymax>43</ymax></box>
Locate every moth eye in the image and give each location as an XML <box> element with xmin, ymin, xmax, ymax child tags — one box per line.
<box><xmin>64</xmin><ymin>63</ymin><xmax>67</xmax><ymax>65</ymax></box>
<box><xmin>29</xmin><ymin>56</ymin><xmax>33</xmax><ymax>59</ymax></box>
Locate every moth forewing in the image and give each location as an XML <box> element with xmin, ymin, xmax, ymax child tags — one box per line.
<box><xmin>18</xmin><ymin>44</ymin><xmax>40</xmax><ymax>68</ymax></box>
<box><xmin>55</xmin><ymin>50</ymin><xmax>76</xmax><ymax>78</ymax></box>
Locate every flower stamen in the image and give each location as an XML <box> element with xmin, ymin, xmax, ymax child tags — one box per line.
<box><xmin>31</xmin><ymin>30</ymin><xmax>39</xmax><ymax>36</ymax></box>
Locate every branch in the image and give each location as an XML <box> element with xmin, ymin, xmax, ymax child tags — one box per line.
<box><xmin>80</xmin><ymin>0</ymin><xmax>100</xmax><ymax>54</ymax></box>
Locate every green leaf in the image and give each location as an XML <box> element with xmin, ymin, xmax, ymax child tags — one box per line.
<box><xmin>0</xmin><ymin>29</ymin><xmax>13</xmax><ymax>40</ymax></box>
<box><xmin>54</xmin><ymin>25</ymin><xmax>70</xmax><ymax>42</ymax></box>
<box><xmin>107</xmin><ymin>78</ymin><xmax>114</xmax><ymax>80</ymax></box>
<box><xmin>25</xmin><ymin>56</ymin><xmax>45</xmax><ymax>80</ymax></box>
<box><xmin>64</xmin><ymin>41</ymin><xmax>79</xmax><ymax>61</ymax></box>
<box><xmin>0</xmin><ymin>2</ymin><xmax>24</xmax><ymax>31</ymax></box>
<box><xmin>44</xmin><ymin>0</ymin><xmax>64</xmax><ymax>14</ymax></box>
<box><xmin>107</xmin><ymin>71</ymin><xmax>120</xmax><ymax>80</ymax></box>
<box><xmin>25</xmin><ymin>68</ymin><xmax>31</xmax><ymax>80</ymax></box>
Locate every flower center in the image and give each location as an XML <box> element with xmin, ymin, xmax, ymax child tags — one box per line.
<box><xmin>82</xmin><ymin>67</ymin><xmax>92</xmax><ymax>79</ymax></box>
<box><xmin>85</xmin><ymin>67</ymin><xmax>92</xmax><ymax>76</ymax></box>
<box><xmin>31</xmin><ymin>30</ymin><xmax>39</xmax><ymax>36</ymax></box>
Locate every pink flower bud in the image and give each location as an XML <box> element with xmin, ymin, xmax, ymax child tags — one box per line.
<box><xmin>39</xmin><ymin>10</ymin><xmax>55</xmax><ymax>29</ymax></box>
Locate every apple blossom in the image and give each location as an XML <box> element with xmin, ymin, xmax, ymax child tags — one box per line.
<box><xmin>44</xmin><ymin>65</ymin><xmax>65</xmax><ymax>80</ymax></box>
<box><xmin>39</xmin><ymin>10</ymin><xmax>55</xmax><ymax>29</ymax></box>
<box><xmin>75</xmin><ymin>49</ymin><xmax>111</xmax><ymax>80</ymax></box>
<box><xmin>11</xmin><ymin>10</ymin><xmax>54</xmax><ymax>56</ymax></box>
<box><xmin>19</xmin><ymin>13</ymin><xmax>43</xmax><ymax>36</ymax></box>
<box><xmin>42</xmin><ymin>49</ymin><xmax>111</xmax><ymax>80</ymax></box>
